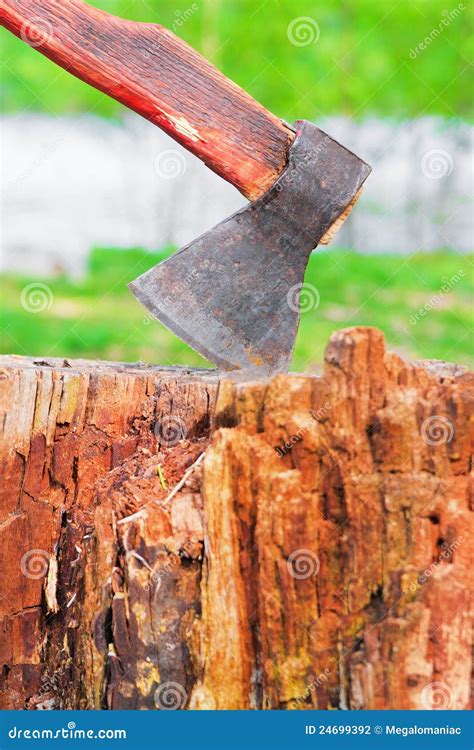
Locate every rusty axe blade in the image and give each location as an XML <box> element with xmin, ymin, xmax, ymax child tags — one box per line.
<box><xmin>130</xmin><ymin>122</ymin><xmax>371</xmax><ymax>375</ymax></box>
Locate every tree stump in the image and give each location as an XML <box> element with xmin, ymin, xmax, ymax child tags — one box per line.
<box><xmin>0</xmin><ymin>328</ymin><xmax>472</xmax><ymax>711</ymax></box>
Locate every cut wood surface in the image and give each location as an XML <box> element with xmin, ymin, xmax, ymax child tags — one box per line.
<box><xmin>0</xmin><ymin>328</ymin><xmax>472</xmax><ymax>710</ymax></box>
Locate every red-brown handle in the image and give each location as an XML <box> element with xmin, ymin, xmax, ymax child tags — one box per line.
<box><xmin>1</xmin><ymin>0</ymin><xmax>294</xmax><ymax>199</ymax></box>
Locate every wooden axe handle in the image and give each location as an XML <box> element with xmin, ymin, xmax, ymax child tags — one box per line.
<box><xmin>1</xmin><ymin>0</ymin><xmax>295</xmax><ymax>200</ymax></box>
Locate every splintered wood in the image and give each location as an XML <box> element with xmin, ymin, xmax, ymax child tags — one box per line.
<box><xmin>0</xmin><ymin>328</ymin><xmax>472</xmax><ymax>710</ymax></box>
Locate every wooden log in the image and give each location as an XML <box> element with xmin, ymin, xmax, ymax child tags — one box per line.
<box><xmin>0</xmin><ymin>328</ymin><xmax>472</xmax><ymax>710</ymax></box>
<box><xmin>0</xmin><ymin>358</ymin><xmax>218</xmax><ymax>709</ymax></box>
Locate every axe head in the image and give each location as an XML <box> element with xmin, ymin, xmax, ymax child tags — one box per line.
<box><xmin>129</xmin><ymin>121</ymin><xmax>371</xmax><ymax>375</ymax></box>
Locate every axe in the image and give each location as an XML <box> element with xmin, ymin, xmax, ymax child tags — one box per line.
<box><xmin>2</xmin><ymin>0</ymin><xmax>371</xmax><ymax>375</ymax></box>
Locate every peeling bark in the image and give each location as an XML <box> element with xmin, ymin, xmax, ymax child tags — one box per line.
<box><xmin>0</xmin><ymin>328</ymin><xmax>472</xmax><ymax>710</ymax></box>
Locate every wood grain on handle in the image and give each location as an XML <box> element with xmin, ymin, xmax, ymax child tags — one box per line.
<box><xmin>1</xmin><ymin>0</ymin><xmax>295</xmax><ymax>199</ymax></box>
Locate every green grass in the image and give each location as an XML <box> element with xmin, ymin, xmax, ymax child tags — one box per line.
<box><xmin>2</xmin><ymin>0</ymin><xmax>473</xmax><ymax>121</ymax></box>
<box><xmin>1</xmin><ymin>248</ymin><xmax>472</xmax><ymax>372</ymax></box>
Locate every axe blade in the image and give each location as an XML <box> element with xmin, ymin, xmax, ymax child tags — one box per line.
<box><xmin>129</xmin><ymin>121</ymin><xmax>371</xmax><ymax>375</ymax></box>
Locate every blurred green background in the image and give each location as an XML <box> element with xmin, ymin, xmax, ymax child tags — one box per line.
<box><xmin>1</xmin><ymin>0</ymin><xmax>473</xmax><ymax>370</ymax></box>
<box><xmin>2</xmin><ymin>0</ymin><xmax>473</xmax><ymax>119</ymax></box>
<box><xmin>2</xmin><ymin>248</ymin><xmax>472</xmax><ymax>370</ymax></box>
